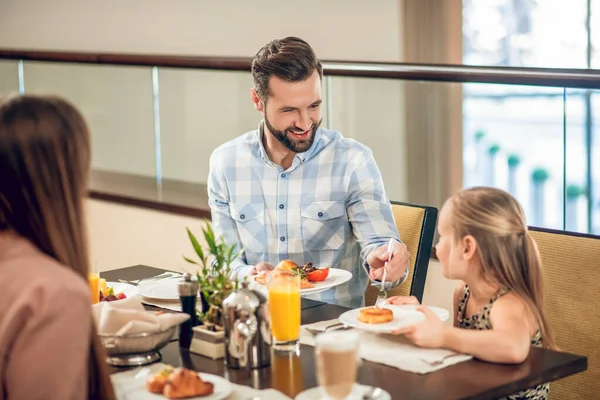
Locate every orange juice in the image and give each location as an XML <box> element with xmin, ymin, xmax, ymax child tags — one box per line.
<box><xmin>99</xmin><ymin>278</ymin><xmax>108</xmax><ymax>298</ymax></box>
<box><xmin>89</xmin><ymin>273</ymin><xmax>100</xmax><ymax>304</ymax></box>
<box><xmin>269</xmin><ymin>286</ymin><xmax>301</xmax><ymax>341</ymax></box>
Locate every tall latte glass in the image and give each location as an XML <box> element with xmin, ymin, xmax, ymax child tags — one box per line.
<box><xmin>315</xmin><ymin>330</ymin><xmax>361</xmax><ymax>399</ymax></box>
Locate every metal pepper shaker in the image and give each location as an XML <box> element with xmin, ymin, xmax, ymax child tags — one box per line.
<box><xmin>177</xmin><ymin>272</ymin><xmax>199</xmax><ymax>348</ymax></box>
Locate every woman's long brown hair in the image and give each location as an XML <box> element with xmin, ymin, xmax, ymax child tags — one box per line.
<box><xmin>0</xmin><ymin>95</ymin><xmax>115</xmax><ymax>399</ymax></box>
<box><xmin>449</xmin><ymin>187</ymin><xmax>556</xmax><ymax>349</ymax></box>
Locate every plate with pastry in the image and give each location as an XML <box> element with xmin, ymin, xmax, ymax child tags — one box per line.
<box><xmin>111</xmin><ymin>363</ymin><xmax>232</xmax><ymax>400</ymax></box>
<box><xmin>144</xmin><ymin>365</ymin><xmax>231</xmax><ymax>399</ymax></box>
<box><xmin>338</xmin><ymin>304</ymin><xmax>450</xmax><ymax>334</ymax></box>
<box><xmin>250</xmin><ymin>259</ymin><xmax>352</xmax><ymax>296</ymax></box>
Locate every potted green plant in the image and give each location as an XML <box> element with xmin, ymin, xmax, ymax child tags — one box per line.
<box><xmin>183</xmin><ymin>221</ymin><xmax>241</xmax><ymax>332</ymax></box>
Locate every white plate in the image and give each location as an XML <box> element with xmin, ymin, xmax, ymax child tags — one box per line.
<box><xmin>249</xmin><ymin>268</ymin><xmax>353</xmax><ymax>296</ymax></box>
<box><xmin>300</xmin><ymin>268</ymin><xmax>353</xmax><ymax>295</ymax></box>
<box><xmin>106</xmin><ymin>282</ymin><xmax>139</xmax><ymax>299</ymax></box>
<box><xmin>295</xmin><ymin>384</ymin><xmax>391</xmax><ymax>400</ymax></box>
<box><xmin>111</xmin><ymin>365</ymin><xmax>232</xmax><ymax>400</ymax></box>
<box><xmin>338</xmin><ymin>304</ymin><xmax>450</xmax><ymax>334</ymax></box>
<box><xmin>136</xmin><ymin>278</ymin><xmax>182</xmax><ymax>302</ymax></box>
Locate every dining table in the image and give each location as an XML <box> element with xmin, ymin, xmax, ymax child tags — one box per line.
<box><xmin>102</xmin><ymin>265</ymin><xmax>588</xmax><ymax>400</ymax></box>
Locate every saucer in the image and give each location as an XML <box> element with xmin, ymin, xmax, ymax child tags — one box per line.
<box><xmin>295</xmin><ymin>384</ymin><xmax>391</xmax><ymax>400</ymax></box>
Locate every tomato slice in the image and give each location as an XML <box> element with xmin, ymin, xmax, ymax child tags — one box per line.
<box><xmin>307</xmin><ymin>268</ymin><xmax>329</xmax><ymax>282</ymax></box>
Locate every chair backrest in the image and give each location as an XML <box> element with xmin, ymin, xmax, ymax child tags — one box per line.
<box><xmin>529</xmin><ymin>227</ymin><xmax>600</xmax><ymax>399</ymax></box>
<box><xmin>364</xmin><ymin>201</ymin><xmax>438</xmax><ymax>306</ymax></box>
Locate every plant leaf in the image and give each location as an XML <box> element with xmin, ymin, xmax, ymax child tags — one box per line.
<box><xmin>183</xmin><ymin>256</ymin><xmax>199</xmax><ymax>265</ymax></box>
<box><xmin>203</xmin><ymin>224</ymin><xmax>218</xmax><ymax>256</ymax></box>
<box><xmin>186</xmin><ymin>228</ymin><xmax>206</xmax><ymax>264</ymax></box>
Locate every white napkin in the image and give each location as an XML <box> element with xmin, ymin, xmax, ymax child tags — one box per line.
<box><xmin>301</xmin><ymin>319</ymin><xmax>472</xmax><ymax>374</ymax></box>
<box><xmin>93</xmin><ymin>296</ymin><xmax>189</xmax><ymax>336</ymax></box>
<box><xmin>111</xmin><ymin>363</ymin><xmax>292</xmax><ymax>400</ymax></box>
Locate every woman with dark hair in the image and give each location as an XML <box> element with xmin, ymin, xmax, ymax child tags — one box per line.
<box><xmin>0</xmin><ymin>95</ymin><xmax>115</xmax><ymax>399</ymax></box>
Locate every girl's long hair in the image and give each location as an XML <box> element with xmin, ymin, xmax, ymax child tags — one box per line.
<box><xmin>450</xmin><ymin>187</ymin><xmax>556</xmax><ymax>349</ymax></box>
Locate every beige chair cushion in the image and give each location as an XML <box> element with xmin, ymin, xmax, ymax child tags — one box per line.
<box><xmin>530</xmin><ymin>229</ymin><xmax>600</xmax><ymax>399</ymax></box>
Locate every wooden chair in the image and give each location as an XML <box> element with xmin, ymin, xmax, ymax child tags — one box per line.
<box><xmin>364</xmin><ymin>201</ymin><xmax>438</xmax><ymax>306</ymax></box>
<box><xmin>529</xmin><ymin>227</ymin><xmax>599</xmax><ymax>399</ymax></box>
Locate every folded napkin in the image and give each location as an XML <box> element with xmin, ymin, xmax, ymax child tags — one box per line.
<box><xmin>111</xmin><ymin>363</ymin><xmax>292</xmax><ymax>400</ymax></box>
<box><xmin>301</xmin><ymin>319</ymin><xmax>472</xmax><ymax>374</ymax></box>
<box><xmin>93</xmin><ymin>296</ymin><xmax>189</xmax><ymax>336</ymax></box>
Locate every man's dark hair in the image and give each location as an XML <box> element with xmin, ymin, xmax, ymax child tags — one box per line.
<box><xmin>251</xmin><ymin>37</ymin><xmax>323</xmax><ymax>100</ymax></box>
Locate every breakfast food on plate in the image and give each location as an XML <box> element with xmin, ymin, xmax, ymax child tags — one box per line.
<box><xmin>146</xmin><ymin>365</ymin><xmax>214</xmax><ymax>399</ymax></box>
<box><xmin>357</xmin><ymin>307</ymin><xmax>394</xmax><ymax>324</ymax></box>
<box><xmin>146</xmin><ymin>365</ymin><xmax>174</xmax><ymax>394</ymax></box>
<box><xmin>303</xmin><ymin>263</ymin><xmax>329</xmax><ymax>282</ymax></box>
<box><xmin>98</xmin><ymin>278</ymin><xmax>127</xmax><ymax>301</ymax></box>
<box><xmin>275</xmin><ymin>259</ymin><xmax>298</xmax><ymax>271</ymax></box>
<box><xmin>99</xmin><ymin>286</ymin><xmax>127</xmax><ymax>302</ymax></box>
<box><xmin>253</xmin><ymin>260</ymin><xmax>330</xmax><ymax>289</ymax></box>
<box><xmin>163</xmin><ymin>367</ymin><xmax>215</xmax><ymax>399</ymax></box>
<box><xmin>254</xmin><ymin>271</ymin><xmax>269</xmax><ymax>285</ymax></box>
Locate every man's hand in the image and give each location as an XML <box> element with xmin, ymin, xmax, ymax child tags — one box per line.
<box><xmin>249</xmin><ymin>262</ymin><xmax>275</xmax><ymax>276</ymax></box>
<box><xmin>366</xmin><ymin>240</ymin><xmax>409</xmax><ymax>282</ymax></box>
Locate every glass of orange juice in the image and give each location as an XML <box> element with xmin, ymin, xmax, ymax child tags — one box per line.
<box><xmin>268</xmin><ymin>269</ymin><xmax>301</xmax><ymax>351</ymax></box>
<box><xmin>89</xmin><ymin>273</ymin><xmax>100</xmax><ymax>304</ymax></box>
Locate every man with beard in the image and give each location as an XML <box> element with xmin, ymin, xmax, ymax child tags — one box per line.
<box><xmin>207</xmin><ymin>37</ymin><xmax>410</xmax><ymax>307</ymax></box>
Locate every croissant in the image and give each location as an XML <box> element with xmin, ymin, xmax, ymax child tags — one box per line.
<box><xmin>163</xmin><ymin>368</ymin><xmax>214</xmax><ymax>399</ymax></box>
<box><xmin>146</xmin><ymin>365</ymin><xmax>173</xmax><ymax>394</ymax></box>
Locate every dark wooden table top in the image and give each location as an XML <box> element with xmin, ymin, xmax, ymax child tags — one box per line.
<box><xmin>105</xmin><ymin>266</ymin><xmax>588</xmax><ymax>400</ymax></box>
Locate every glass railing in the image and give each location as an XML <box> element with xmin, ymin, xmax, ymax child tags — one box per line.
<box><xmin>1</xmin><ymin>50</ymin><xmax>600</xmax><ymax>234</ymax></box>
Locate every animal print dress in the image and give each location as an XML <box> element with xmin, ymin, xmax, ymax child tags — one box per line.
<box><xmin>456</xmin><ymin>286</ymin><xmax>550</xmax><ymax>400</ymax></box>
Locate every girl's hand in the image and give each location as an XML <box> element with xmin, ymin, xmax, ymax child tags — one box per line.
<box><xmin>386</xmin><ymin>295</ymin><xmax>420</xmax><ymax>305</ymax></box>
<box><xmin>392</xmin><ymin>306</ymin><xmax>447</xmax><ymax>348</ymax></box>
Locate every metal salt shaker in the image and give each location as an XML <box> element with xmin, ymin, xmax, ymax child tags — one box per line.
<box><xmin>177</xmin><ymin>272</ymin><xmax>199</xmax><ymax>348</ymax></box>
<box><xmin>222</xmin><ymin>281</ymin><xmax>271</xmax><ymax>369</ymax></box>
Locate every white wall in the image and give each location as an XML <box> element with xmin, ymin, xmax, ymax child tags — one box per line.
<box><xmin>0</xmin><ymin>61</ymin><xmax>19</xmax><ymax>94</ymax></box>
<box><xmin>87</xmin><ymin>199</ymin><xmax>207</xmax><ymax>274</ymax></box>
<box><xmin>0</xmin><ymin>0</ymin><xmax>402</xmax><ymax>62</ymax></box>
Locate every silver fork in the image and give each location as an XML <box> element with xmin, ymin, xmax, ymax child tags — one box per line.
<box><xmin>375</xmin><ymin>238</ymin><xmax>394</xmax><ymax>309</ymax></box>
<box><xmin>305</xmin><ymin>322</ymin><xmax>349</xmax><ymax>335</ymax></box>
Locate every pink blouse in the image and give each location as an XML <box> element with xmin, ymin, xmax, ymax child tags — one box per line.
<box><xmin>0</xmin><ymin>231</ymin><xmax>91</xmax><ymax>400</ymax></box>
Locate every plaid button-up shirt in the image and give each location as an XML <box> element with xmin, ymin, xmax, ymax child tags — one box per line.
<box><xmin>208</xmin><ymin>122</ymin><xmax>404</xmax><ymax>307</ymax></box>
